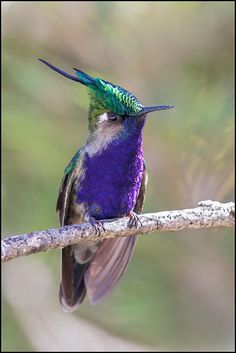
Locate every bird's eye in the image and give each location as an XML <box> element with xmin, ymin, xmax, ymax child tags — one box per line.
<box><xmin>107</xmin><ymin>113</ymin><xmax>118</xmax><ymax>122</ymax></box>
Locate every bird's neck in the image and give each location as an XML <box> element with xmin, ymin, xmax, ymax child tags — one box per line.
<box><xmin>85</xmin><ymin>114</ymin><xmax>146</xmax><ymax>158</ymax></box>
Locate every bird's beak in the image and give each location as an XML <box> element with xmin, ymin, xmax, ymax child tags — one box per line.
<box><xmin>140</xmin><ymin>105</ymin><xmax>175</xmax><ymax>115</ymax></box>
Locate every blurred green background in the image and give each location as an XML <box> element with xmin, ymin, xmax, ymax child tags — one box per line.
<box><xmin>2</xmin><ymin>1</ymin><xmax>234</xmax><ymax>351</ymax></box>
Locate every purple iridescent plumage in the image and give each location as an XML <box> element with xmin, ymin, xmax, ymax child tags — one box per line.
<box><xmin>76</xmin><ymin>119</ymin><xmax>145</xmax><ymax>219</ymax></box>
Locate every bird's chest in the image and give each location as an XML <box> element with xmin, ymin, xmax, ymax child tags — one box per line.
<box><xmin>75</xmin><ymin>140</ymin><xmax>144</xmax><ymax>219</ymax></box>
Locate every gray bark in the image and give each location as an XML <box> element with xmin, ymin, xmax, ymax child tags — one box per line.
<box><xmin>1</xmin><ymin>200</ymin><xmax>234</xmax><ymax>262</ymax></box>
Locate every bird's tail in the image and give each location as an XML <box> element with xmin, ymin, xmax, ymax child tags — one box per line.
<box><xmin>85</xmin><ymin>235</ymin><xmax>137</xmax><ymax>305</ymax></box>
<box><xmin>59</xmin><ymin>246</ymin><xmax>89</xmax><ymax>312</ymax></box>
<box><xmin>59</xmin><ymin>236</ymin><xmax>137</xmax><ymax>310</ymax></box>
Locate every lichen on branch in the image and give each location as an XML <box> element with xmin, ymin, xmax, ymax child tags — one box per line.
<box><xmin>1</xmin><ymin>200</ymin><xmax>234</xmax><ymax>262</ymax></box>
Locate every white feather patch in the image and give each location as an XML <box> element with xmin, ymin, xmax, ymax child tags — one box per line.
<box><xmin>85</xmin><ymin>113</ymin><xmax>123</xmax><ymax>157</ymax></box>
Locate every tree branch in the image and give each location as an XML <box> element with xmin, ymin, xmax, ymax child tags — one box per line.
<box><xmin>1</xmin><ymin>200</ymin><xmax>234</xmax><ymax>262</ymax></box>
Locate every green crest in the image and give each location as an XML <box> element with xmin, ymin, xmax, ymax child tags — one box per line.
<box><xmin>39</xmin><ymin>59</ymin><xmax>174</xmax><ymax>132</ymax></box>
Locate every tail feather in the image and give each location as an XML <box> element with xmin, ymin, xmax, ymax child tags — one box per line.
<box><xmin>59</xmin><ymin>280</ymin><xmax>86</xmax><ymax>312</ymax></box>
<box><xmin>85</xmin><ymin>236</ymin><xmax>137</xmax><ymax>305</ymax></box>
<box><xmin>60</xmin><ymin>236</ymin><xmax>137</xmax><ymax>310</ymax></box>
<box><xmin>59</xmin><ymin>246</ymin><xmax>89</xmax><ymax>312</ymax></box>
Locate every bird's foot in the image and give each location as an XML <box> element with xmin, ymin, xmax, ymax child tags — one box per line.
<box><xmin>127</xmin><ymin>211</ymin><xmax>143</xmax><ymax>229</ymax></box>
<box><xmin>88</xmin><ymin>216</ymin><xmax>105</xmax><ymax>236</ymax></box>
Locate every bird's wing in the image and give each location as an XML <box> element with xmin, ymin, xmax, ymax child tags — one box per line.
<box><xmin>134</xmin><ymin>161</ymin><xmax>148</xmax><ymax>214</ymax></box>
<box><xmin>56</xmin><ymin>149</ymin><xmax>82</xmax><ymax>226</ymax></box>
<box><xmin>85</xmin><ymin>162</ymin><xmax>148</xmax><ymax>305</ymax></box>
<box><xmin>57</xmin><ymin>149</ymin><xmax>90</xmax><ymax>310</ymax></box>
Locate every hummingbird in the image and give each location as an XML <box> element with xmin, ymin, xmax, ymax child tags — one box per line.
<box><xmin>39</xmin><ymin>59</ymin><xmax>174</xmax><ymax>311</ymax></box>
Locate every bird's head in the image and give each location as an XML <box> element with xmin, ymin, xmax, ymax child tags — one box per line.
<box><xmin>39</xmin><ymin>59</ymin><xmax>174</xmax><ymax>140</ymax></box>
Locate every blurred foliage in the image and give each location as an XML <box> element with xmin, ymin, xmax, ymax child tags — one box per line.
<box><xmin>2</xmin><ymin>1</ymin><xmax>234</xmax><ymax>351</ymax></box>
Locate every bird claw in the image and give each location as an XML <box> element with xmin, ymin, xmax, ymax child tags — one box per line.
<box><xmin>88</xmin><ymin>217</ymin><xmax>105</xmax><ymax>236</ymax></box>
<box><xmin>127</xmin><ymin>211</ymin><xmax>143</xmax><ymax>229</ymax></box>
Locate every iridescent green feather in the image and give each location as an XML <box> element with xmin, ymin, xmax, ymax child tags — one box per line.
<box><xmin>64</xmin><ymin>149</ymin><xmax>81</xmax><ymax>176</ymax></box>
<box><xmin>39</xmin><ymin>60</ymin><xmax>173</xmax><ymax>131</ymax></box>
<box><xmin>72</xmin><ymin>69</ymin><xmax>144</xmax><ymax>131</ymax></box>
<box><xmin>91</xmin><ymin>78</ymin><xmax>143</xmax><ymax>116</ymax></box>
